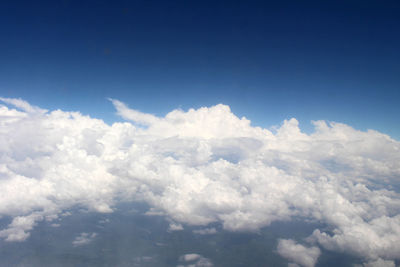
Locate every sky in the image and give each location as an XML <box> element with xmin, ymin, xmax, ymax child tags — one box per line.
<box><xmin>0</xmin><ymin>0</ymin><xmax>399</xmax><ymax>137</ymax></box>
<box><xmin>1</xmin><ymin>1</ymin><xmax>400</xmax><ymax>267</ymax></box>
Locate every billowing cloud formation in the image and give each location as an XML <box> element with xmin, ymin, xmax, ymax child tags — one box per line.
<box><xmin>277</xmin><ymin>239</ymin><xmax>320</xmax><ymax>267</ymax></box>
<box><xmin>1</xmin><ymin>98</ymin><xmax>400</xmax><ymax>266</ymax></box>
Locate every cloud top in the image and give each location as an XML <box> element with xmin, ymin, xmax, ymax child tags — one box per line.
<box><xmin>1</xmin><ymin>97</ymin><xmax>400</xmax><ymax>266</ymax></box>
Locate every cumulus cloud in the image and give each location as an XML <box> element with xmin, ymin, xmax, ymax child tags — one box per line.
<box><xmin>0</xmin><ymin>97</ymin><xmax>400</xmax><ymax>265</ymax></box>
<box><xmin>72</xmin><ymin>232</ymin><xmax>97</xmax><ymax>246</ymax></box>
<box><xmin>168</xmin><ymin>222</ymin><xmax>184</xmax><ymax>231</ymax></box>
<box><xmin>178</xmin><ymin>253</ymin><xmax>213</xmax><ymax>267</ymax></box>
<box><xmin>0</xmin><ymin>213</ymin><xmax>43</xmax><ymax>241</ymax></box>
<box><xmin>277</xmin><ymin>239</ymin><xmax>321</xmax><ymax>267</ymax></box>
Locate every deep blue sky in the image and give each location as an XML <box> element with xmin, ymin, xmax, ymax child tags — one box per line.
<box><xmin>1</xmin><ymin>0</ymin><xmax>399</xmax><ymax>138</ymax></box>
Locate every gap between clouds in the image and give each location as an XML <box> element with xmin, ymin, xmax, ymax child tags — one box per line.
<box><xmin>0</xmin><ymin>97</ymin><xmax>400</xmax><ymax>266</ymax></box>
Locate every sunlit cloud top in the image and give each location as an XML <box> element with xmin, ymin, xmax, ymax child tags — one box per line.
<box><xmin>0</xmin><ymin>97</ymin><xmax>400</xmax><ymax>266</ymax></box>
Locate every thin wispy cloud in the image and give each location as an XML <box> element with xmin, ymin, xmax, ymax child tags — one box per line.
<box><xmin>193</xmin><ymin>227</ymin><xmax>217</xmax><ymax>235</ymax></box>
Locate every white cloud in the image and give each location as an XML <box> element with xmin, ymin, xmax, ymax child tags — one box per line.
<box><xmin>0</xmin><ymin>97</ymin><xmax>47</xmax><ymax>114</ymax></box>
<box><xmin>168</xmin><ymin>222</ymin><xmax>184</xmax><ymax>231</ymax></box>
<box><xmin>277</xmin><ymin>239</ymin><xmax>321</xmax><ymax>267</ymax></box>
<box><xmin>109</xmin><ymin>98</ymin><xmax>160</xmax><ymax>126</ymax></box>
<box><xmin>361</xmin><ymin>258</ymin><xmax>396</xmax><ymax>267</ymax></box>
<box><xmin>179</xmin><ymin>253</ymin><xmax>202</xmax><ymax>262</ymax></box>
<box><xmin>178</xmin><ymin>253</ymin><xmax>213</xmax><ymax>267</ymax></box>
<box><xmin>0</xmin><ymin>97</ymin><xmax>400</xmax><ymax>265</ymax></box>
<box><xmin>0</xmin><ymin>213</ymin><xmax>43</xmax><ymax>242</ymax></box>
<box><xmin>193</xmin><ymin>227</ymin><xmax>217</xmax><ymax>235</ymax></box>
<box><xmin>72</xmin><ymin>232</ymin><xmax>97</xmax><ymax>246</ymax></box>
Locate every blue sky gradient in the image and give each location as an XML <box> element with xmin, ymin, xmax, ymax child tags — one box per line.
<box><xmin>1</xmin><ymin>0</ymin><xmax>399</xmax><ymax>138</ymax></box>
<box><xmin>1</xmin><ymin>3</ymin><xmax>400</xmax><ymax>265</ymax></box>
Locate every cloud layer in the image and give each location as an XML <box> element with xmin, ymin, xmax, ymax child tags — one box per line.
<box><xmin>1</xmin><ymin>97</ymin><xmax>400</xmax><ymax>266</ymax></box>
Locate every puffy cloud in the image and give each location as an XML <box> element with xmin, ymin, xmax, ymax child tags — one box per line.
<box><xmin>0</xmin><ymin>213</ymin><xmax>43</xmax><ymax>241</ymax></box>
<box><xmin>309</xmin><ymin>215</ymin><xmax>400</xmax><ymax>261</ymax></box>
<box><xmin>111</xmin><ymin>99</ymin><xmax>272</xmax><ymax>139</ymax></box>
<box><xmin>178</xmin><ymin>253</ymin><xmax>213</xmax><ymax>267</ymax></box>
<box><xmin>72</xmin><ymin>232</ymin><xmax>97</xmax><ymax>246</ymax></box>
<box><xmin>168</xmin><ymin>222</ymin><xmax>184</xmax><ymax>231</ymax></box>
<box><xmin>0</xmin><ymin>97</ymin><xmax>400</xmax><ymax>265</ymax></box>
<box><xmin>277</xmin><ymin>239</ymin><xmax>321</xmax><ymax>267</ymax></box>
